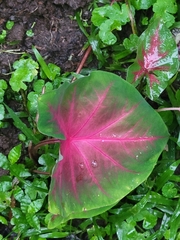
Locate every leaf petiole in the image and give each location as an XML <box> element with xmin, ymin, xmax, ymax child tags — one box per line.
<box><xmin>157</xmin><ymin>107</ymin><xmax>180</xmax><ymax>112</ymax></box>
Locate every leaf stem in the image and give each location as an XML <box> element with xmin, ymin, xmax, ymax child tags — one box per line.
<box><xmin>125</xmin><ymin>0</ymin><xmax>138</xmax><ymax>35</ymax></box>
<box><xmin>71</xmin><ymin>45</ymin><xmax>92</xmax><ymax>82</ymax></box>
<box><xmin>157</xmin><ymin>107</ymin><xmax>180</xmax><ymax>112</ymax></box>
<box><xmin>29</xmin><ymin>138</ymin><xmax>60</xmax><ymax>159</ymax></box>
<box><xmin>33</xmin><ymin>170</ymin><xmax>50</xmax><ymax>175</ymax></box>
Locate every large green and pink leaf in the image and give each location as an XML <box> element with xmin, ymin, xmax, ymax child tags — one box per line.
<box><xmin>37</xmin><ymin>71</ymin><xmax>168</xmax><ymax>226</ymax></box>
<box><xmin>127</xmin><ymin>18</ymin><xmax>179</xmax><ymax>100</ymax></box>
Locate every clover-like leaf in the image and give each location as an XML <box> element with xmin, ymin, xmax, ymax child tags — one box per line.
<box><xmin>37</xmin><ymin>71</ymin><xmax>168</xmax><ymax>225</ymax></box>
<box><xmin>91</xmin><ymin>3</ymin><xmax>130</xmax><ymax>45</ymax></box>
<box><xmin>9</xmin><ymin>58</ymin><xmax>39</xmax><ymax>92</ymax></box>
<box><xmin>131</xmin><ymin>0</ymin><xmax>155</xmax><ymax>10</ymax></box>
<box><xmin>127</xmin><ymin>19</ymin><xmax>179</xmax><ymax>100</ymax></box>
<box><xmin>153</xmin><ymin>0</ymin><xmax>177</xmax><ymax>28</ymax></box>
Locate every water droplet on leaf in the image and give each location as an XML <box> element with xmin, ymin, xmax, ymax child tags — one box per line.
<box><xmin>78</xmin><ymin>112</ymin><xmax>82</xmax><ymax>118</ymax></box>
<box><xmin>79</xmin><ymin>162</ymin><xmax>84</xmax><ymax>169</ymax></box>
<box><xmin>91</xmin><ymin>160</ymin><xmax>98</xmax><ymax>168</ymax></box>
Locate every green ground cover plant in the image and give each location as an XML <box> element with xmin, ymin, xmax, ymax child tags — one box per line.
<box><xmin>0</xmin><ymin>0</ymin><xmax>180</xmax><ymax>239</ymax></box>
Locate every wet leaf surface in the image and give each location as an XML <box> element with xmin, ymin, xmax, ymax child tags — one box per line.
<box><xmin>127</xmin><ymin>19</ymin><xmax>179</xmax><ymax>100</ymax></box>
<box><xmin>38</xmin><ymin>71</ymin><xmax>169</xmax><ymax>224</ymax></box>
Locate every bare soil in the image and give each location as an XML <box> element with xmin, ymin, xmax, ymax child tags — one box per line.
<box><xmin>0</xmin><ymin>0</ymin><xmax>92</xmax><ymax>76</ymax></box>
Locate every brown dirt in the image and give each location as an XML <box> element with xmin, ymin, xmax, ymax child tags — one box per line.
<box><xmin>0</xmin><ymin>0</ymin><xmax>91</xmax><ymax>78</ymax></box>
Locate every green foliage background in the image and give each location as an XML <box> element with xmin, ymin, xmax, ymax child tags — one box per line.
<box><xmin>0</xmin><ymin>0</ymin><xmax>180</xmax><ymax>239</ymax></box>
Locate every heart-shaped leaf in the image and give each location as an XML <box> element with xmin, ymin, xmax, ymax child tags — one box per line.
<box><xmin>127</xmin><ymin>18</ymin><xmax>179</xmax><ymax>100</ymax></box>
<box><xmin>37</xmin><ymin>71</ymin><xmax>168</xmax><ymax>226</ymax></box>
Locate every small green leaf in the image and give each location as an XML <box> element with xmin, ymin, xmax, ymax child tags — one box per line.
<box><xmin>8</xmin><ymin>144</ymin><xmax>22</xmax><ymax>165</ymax></box>
<box><xmin>9</xmin><ymin>57</ymin><xmax>39</xmax><ymax>92</ymax></box>
<box><xmin>0</xmin><ymin>191</ymin><xmax>11</xmax><ymax>211</ymax></box>
<box><xmin>0</xmin><ymin>176</ymin><xmax>12</xmax><ymax>191</ymax></box>
<box><xmin>33</xmin><ymin>80</ymin><xmax>45</xmax><ymax>93</ymax></box>
<box><xmin>177</xmin><ymin>133</ymin><xmax>180</xmax><ymax>147</ymax></box>
<box><xmin>18</xmin><ymin>133</ymin><xmax>26</xmax><ymax>141</ymax></box>
<box><xmin>48</xmin><ymin>63</ymin><xmax>61</xmax><ymax>77</ymax></box>
<box><xmin>45</xmin><ymin>82</ymin><xmax>53</xmax><ymax>92</ymax></box>
<box><xmin>32</xmin><ymin>46</ymin><xmax>55</xmax><ymax>80</ymax></box>
<box><xmin>27</xmin><ymin>199</ymin><xmax>44</xmax><ymax>214</ymax></box>
<box><xmin>20</xmin><ymin>195</ymin><xmax>32</xmax><ymax>214</ymax></box>
<box><xmin>169</xmin><ymin>199</ymin><xmax>180</xmax><ymax>239</ymax></box>
<box><xmin>0</xmin><ymin>104</ymin><xmax>5</xmax><ymax>120</ymax></box>
<box><xmin>155</xmin><ymin>160</ymin><xmax>180</xmax><ymax>191</ymax></box>
<box><xmin>0</xmin><ymin>79</ymin><xmax>7</xmax><ymax>103</ymax></box>
<box><xmin>4</xmin><ymin>104</ymin><xmax>39</xmax><ymax>144</ymax></box>
<box><xmin>0</xmin><ymin>30</ymin><xmax>6</xmax><ymax>43</ymax></box>
<box><xmin>39</xmin><ymin>232</ymin><xmax>69</xmax><ymax>238</ymax></box>
<box><xmin>27</xmin><ymin>92</ymin><xmax>39</xmax><ymax>116</ymax></box>
<box><xmin>26</xmin><ymin>213</ymin><xmax>40</xmax><ymax>230</ymax></box>
<box><xmin>9</xmin><ymin>164</ymin><xmax>31</xmax><ymax>178</ymax></box>
<box><xmin>11</xmin><ymin>208</ymin><xmax>29</xmax><ymax>232</ymax></box>
<box><xmin>32</xmin><ymin>179</ymin><xmax>48</xmax><ymax>198</ymax></box>
<box><xmin>25</xmin><ymin>183</ymin><xmax>38</xmax><ymax>200</ymax></box>
<box><xmin>6</xmin><ymin>20</ymin><xmax>14</xmax><ymax>30</ymax></box>
<box><xmin>13</xmin><ymin>186</ymin><xmax>24</xmax><ymax>202</ymax></box>
<box><xmin>25</xmin><ymin>179</ymin><xmax>48</xmax><ymax>200</ymax></box>
<box><xmin>130</xmin><ymin>0</ymin><xmax>155</xmax><ymax>10</ymax></box>
<box><xmin>0</xmin><ymin>216</ymin><xmax>8</xmax><ymax>225</ymax></box>
<box><xmin>162</xmin><ymin>182</ymin><xmax>177</xmax><ymax>198</ymax></box>
<box><xmin>89</xmin><ymin>35</ymin><xmax>106</xmax><ymax>64</ymax></box>
<box><xmin>141</xmin><ymin>17</ymin><xmax>149</xmax><ymax>25</ymax></box>
<box><xmin>142</xmin><ymin>211</ymin><xmax>157</xmax><ymax>229</ymax></box>
<box><xmin>26</xmin><ymin>29</ymin><xmax>34</xmax><ymax>37</ymax></box>
<box><xmin>158</xmin><ymin>109</ymin><xmax>174</xmax><ymax>126</ymax></box>
<box><xmin>91</xmin><ymin>3</ymin><xmax>131</xmax><ymax>45</ymax></box>
<box><xmin>123</xmin><ymin>34</ymin><xmax>139</xmax><ymax>52</ymax></box>
<box><xmin>38</xmin><ymin>153</ymin><xmax>56</xmax><ymax>173</ymax></box>
<box><xmin>0</xmin><ymin>153</ymin><xmax>9</xmax><ymax>170</ymax></box>
<box><xmin>153</xmin><ymin>0</ymin><xmax>177</xmax><ymax>27</ymax></box>
<box><xmin>176</xmin><ymin>89</ymin><xmax>180</xmax><ymax>104</ymax></box>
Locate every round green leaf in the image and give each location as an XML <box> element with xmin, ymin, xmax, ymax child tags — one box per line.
<box><xmin>131</xmin><ymin>0</ymin><xmax>155</xmax><ymax>10</ymax></box>
<box><xmin>162</xmin><ymin>182</ymin><xmax>178</xmax><ymax>198</ymax></box>
<box><xmin>6</xmin><ymin>20</ymin><xmax>14</xmax><ymax>30</ymax></box>
<box><xmin>0</xmin><ymin>216</ymin><xmax>8</xmax><ymax>225</ymax></box>
<box><xmin>10</xmin><ymin>58</ymin><xmax>39</xmax><ymax>92</ymax></box>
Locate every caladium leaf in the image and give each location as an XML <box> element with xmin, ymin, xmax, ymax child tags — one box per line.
<box><xmin>127</xmin><ymin>19</ymin><xmax>179</xmax><ymax>100</ymax></box>
<box><xmin>37</xmin><ymin>71</ymin><xmax>168</xmax><ymax>226</ymax></box>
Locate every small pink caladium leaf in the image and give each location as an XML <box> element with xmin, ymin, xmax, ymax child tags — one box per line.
<box><xmin>37</xmin><ymin>71</ymin><xmax>168</xmax><ymax>226</ymax></box>
<box><xmin>127</xmin><ymin>18</ymin><xmax>179</xmax><ymax>100</ymax></box>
